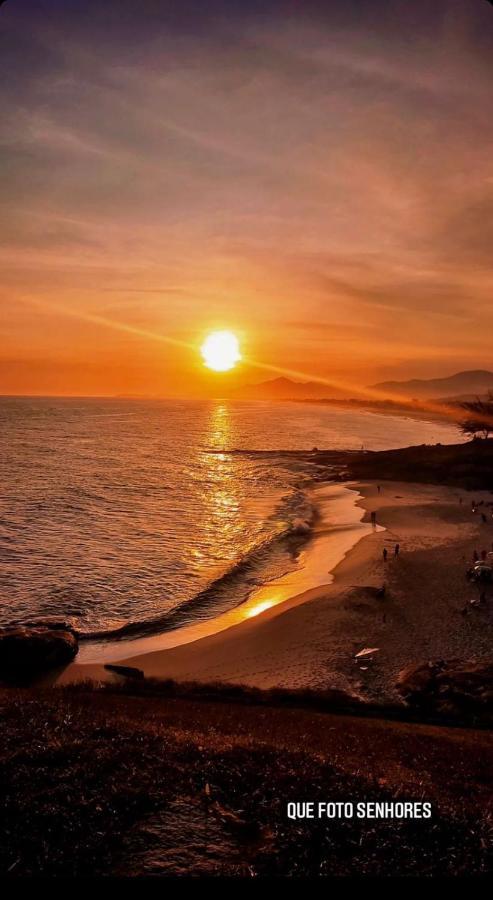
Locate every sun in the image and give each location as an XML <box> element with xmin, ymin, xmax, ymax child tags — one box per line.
<box><xmin>201</xmin><ymin>330</ymin><xmax>241</xmax><ymax>372</ymax></box>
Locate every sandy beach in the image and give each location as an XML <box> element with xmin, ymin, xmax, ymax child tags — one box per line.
<box><xmin>58</xmin><ymin>480</ymin><xmax>493</xmax><ymax>701</ymax></box>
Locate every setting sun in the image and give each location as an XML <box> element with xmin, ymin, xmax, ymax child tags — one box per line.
<box><xmin>201</xmin><ymin>331</ymin><xmax>241</xmax><ymax>372</ymax></box>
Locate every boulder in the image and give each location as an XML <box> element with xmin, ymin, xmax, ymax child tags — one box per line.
<box><xmin>396</xmin><ymin>660</ymin><xmax>445</xmax><ymax>701</ymax></box>
<box><xmin>397</xmin><ymin>658</ymin><xmax>493</xmax><ymax>720</ymax></box>
<box><xmin>104</xmin><ymin>664</ymin><xmax>144</xmax><ymax>680</ymax></box>
<box><xmin>0</xmin><ymin>619</ymin><xmax>78</xmax><ymax>684</ymax></box>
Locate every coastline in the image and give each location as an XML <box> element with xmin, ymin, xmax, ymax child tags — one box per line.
<box><xmin>57</xmin><ymin>478</ymin><xmax>493</xmax><ymax>701</ymax></box>
<box><xmin>57</xmin><ymin>481</ymin><xmax>376</xmax><ymax>679</ymax></box>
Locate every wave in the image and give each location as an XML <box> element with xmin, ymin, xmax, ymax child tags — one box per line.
<box><xmin>79</xmin><ymin>490</ymin><xmax>318</xmax><ymax>643</ymax></box>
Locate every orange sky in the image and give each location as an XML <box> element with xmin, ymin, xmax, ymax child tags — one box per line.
<box><xmin>1</xmin><ymin>1</ymin><xmax>492</xmax><ymax>397</ymax></box>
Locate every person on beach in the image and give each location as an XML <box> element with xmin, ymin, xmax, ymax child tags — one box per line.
<box><xmin>481</xmin><ymin>513</ymin><xmax>487</xmax><ymax>524</ymax></box>
<box><xmin>473</xmin><ymin>550</ymin><xmax>479</xmax><ymax>562</ymax></box>
<box><xmin>377</xmin><ymin>485</ymin><xmax>381</xmax><ymax>494</ymax></box>
<box><xmin>394</xmin><ymin>543</ymin><xmax>400</xmax><ymax>557</ymax></box>
<box><xmin>371</xmin><ymin>511</ymin><xmax>376</xmax><ymax>528</ymax></box>
<box><xmin>383</xmin><ymin>547</ymin><xmax>388</xmax><ymax>562</ymax></box>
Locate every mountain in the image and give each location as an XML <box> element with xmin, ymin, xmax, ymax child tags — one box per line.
<box><xmin>370</xmin><ymin>370</ymin><xmax>493</xmax><ymax>401</ymax></box>
<box><xmin>232</xmin><ymin>376</ymin><xmax>361</xmax><ymax>401</ymax></box>
<box><xmin>231</xmin><ymin>370</ymin><xmax>493</xmax><ymax>404</ymax></box>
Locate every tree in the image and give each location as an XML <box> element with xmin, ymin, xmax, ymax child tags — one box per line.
<box><xmin>460</xmin><ymin>393</ymin><xmax>493</xmax><ymax>440</ymax></box>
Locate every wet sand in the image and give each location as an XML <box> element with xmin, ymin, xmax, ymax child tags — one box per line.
<box><xmin>72</xmin><ymin>482</ymin><xmax>374</xmax><ymax>662</ymax></box>
<box><xmin>59</xmin><ymin>481</ymin><xmax>493</xmax><ymax>701</ymax></box>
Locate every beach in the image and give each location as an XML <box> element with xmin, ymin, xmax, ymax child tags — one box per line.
<box><xmin>59</xmin><ymin>480</ymin><xmax>493</xmax><ymax>701</ymax></box>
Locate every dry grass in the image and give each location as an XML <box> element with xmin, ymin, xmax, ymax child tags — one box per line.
<box><xmin>1</xmin><ymin>684</ymin><xmax>493</xmax><ymax>877</ymax></box>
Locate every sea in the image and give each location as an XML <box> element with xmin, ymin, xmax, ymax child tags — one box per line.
<box><xmin>0</xmin><ymin>397</ymin><xmax>460</xmax><ymax>640</ymax></box>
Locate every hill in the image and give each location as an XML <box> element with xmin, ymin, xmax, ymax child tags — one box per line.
<box><xmin>232</xmin><ymin>376</ymin><xmax>363</xmax><ymax>401</ymax></box>
<box><xmin>371</xmin><ymin>370</ymin><xmax>493</xmax><ymax>401</ymax></box>
<box><xmin>231</xmin><ymin>370</ymin><xmax>493</xmax><ymax>404</ymax></box>
<box><xmin>343</xmin><ymin>439</ymin><xmax>493</xmax><ymax>490</ymax></box>
<box><xmin>2</xmin><ymin>684</ymin><xmax>493</xmax><ymax>876</ymax></box>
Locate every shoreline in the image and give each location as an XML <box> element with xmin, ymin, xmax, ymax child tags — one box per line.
<box><xmin>57</xmin><ymin>478</ymin><xmax>493</xmax><ymax>702</ymax></box>
<box><xmin>58</xmin><ymin>481</ymin><xmax>376</xmax><ymax>677</ymax></box>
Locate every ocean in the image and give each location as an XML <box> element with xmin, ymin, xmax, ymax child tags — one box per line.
<box><xmin>0</xmin><ymin>397</ymin><xmax>460</xmax><ymax>640</ymax></box>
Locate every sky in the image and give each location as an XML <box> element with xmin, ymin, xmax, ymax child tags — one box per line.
<box><xmin>1</xmin><ymin>0</ymin><xmax>492</xmax><ymax>397</ymax></box>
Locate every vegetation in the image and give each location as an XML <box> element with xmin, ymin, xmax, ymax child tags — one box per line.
<box><xmin>1</xmin><ymin>685</ymin><xmax>493</xmax><ymax>877</ymax></box>
<box><xmin>460</xmin><ymin>393</ymin><xmax>493</xmax><ymax>440</ymax></box>
<box><xmin>338</xmin><ymin>439</ymin><xmax>493</xmax><ymax>490</ymax></box>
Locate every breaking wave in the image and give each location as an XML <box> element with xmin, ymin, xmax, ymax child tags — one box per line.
<box><xmin>79</xmin><ymin>490</ymin><xmax>317</xmax><ymax>642</ymax></box>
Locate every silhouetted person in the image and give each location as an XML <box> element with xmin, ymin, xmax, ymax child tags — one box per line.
<box><xmin>370</xmin><ymin>511</ymin><xmax>376</xmax><ymax>528</ymax></box>
<box><xmin>473</xmin><ymin>550</ymin><xmax>479</xmax><ymax>562</ymax></box>
<box><xmin>482</xmin><ymin>513</ymin><xmax>487</xmax><ymax>523</ymax></box>
<box><xmin>481</xmin><ymin>549</ymin><xmax>487</xmax><ymax>560</ymax></box>
<box><xmin>383</xmin><ymin>547</ymin><xmax>388</xmax><ymax>562</ymax></box>
<box><xmin>394</xmin><ymin>543</ymin><xmax>400</xmax><ymax>557</ymax></box>
<box><xmin>377</xmin><ymin>485</ymin><xmax>381</xmax><ymax>494</ymax></box>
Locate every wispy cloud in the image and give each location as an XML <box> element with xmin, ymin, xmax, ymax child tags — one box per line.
<box><xmin>1</xmin><ymin>0</ymin><xmax>492</xmax><ymax>394</ymax></box>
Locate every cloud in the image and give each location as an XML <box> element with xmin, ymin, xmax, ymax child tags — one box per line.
<box><xmin>1</xmin><ymin>0</ymin><xmax>492</xmax><ymax>392</ymax></box>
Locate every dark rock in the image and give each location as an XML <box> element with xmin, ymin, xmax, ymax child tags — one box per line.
<box><xmin>397</xmin><ymin>658</ymin><xmax>493</xmax><ymax>720</ymax></box>
<box><xmin>396</xmin><ymin>660</ymin><xmax>443</xmax><ymax>701</ymax></box>
<box><xmin>0</xmin><ymin>620</ymin><xmax>78</xmax><ymax>684</ymax></box>
<box><xmin>104</xmin><ymin>664</ymin><xmax>145</xmax><ymax>680</ymax></box>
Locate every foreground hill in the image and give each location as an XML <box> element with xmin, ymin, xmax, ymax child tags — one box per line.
<box><xmin>1</xmin><ymin>685</ymin><xmax>492</xmax><ymax>877</ymax></box>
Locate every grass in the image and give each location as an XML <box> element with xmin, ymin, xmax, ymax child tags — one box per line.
<box><xmin>1</xmin><ymin>684</ymin><xmax>493</xmax><ymax>877</ymax></box>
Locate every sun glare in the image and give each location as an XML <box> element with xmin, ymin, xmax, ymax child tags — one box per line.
<box><xmin>201</xmin><ymin>331</ymin><xmax>241</xmax><ymax>372</ymax></box>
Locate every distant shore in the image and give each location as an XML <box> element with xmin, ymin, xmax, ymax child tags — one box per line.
<box><xmin>289</xmin><ymin>395</ymin><xmax>459</xmax><ymax>426</ymax></box>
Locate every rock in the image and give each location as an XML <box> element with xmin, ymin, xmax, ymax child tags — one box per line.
<box><xmin>104</xmin><ymin>664</ymin><xmax>144</xmax><ymax>680</ymax></box>
<box><xmin>0</xmin><ymin>620</ymin><xmax>78</xmax><ymax>684</ymax></box>
<box><xmin>396</xmin><ymin>658</ymin><xmax>493</xmax><ymax>720</ymax></box>
<box><xmin>396</xmin><ymin>660</ymin><xmax>443</xmax><ymax>701</ymax></box>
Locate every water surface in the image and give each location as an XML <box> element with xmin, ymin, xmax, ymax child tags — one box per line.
<box><xmin>0</xmin><ymin>397</ymin><xmax>460</xmax><ymax>637</ymax></box>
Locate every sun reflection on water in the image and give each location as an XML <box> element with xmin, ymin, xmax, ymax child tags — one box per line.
<box><xmin>246</xmin><ymin>599</ymin><xmax>276</xmax><ymax>618</ymax></box>
<box><xmin>199</xmin><ymin>402</ymin><xmax>243</xmax><ymax>552</ymax></box>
